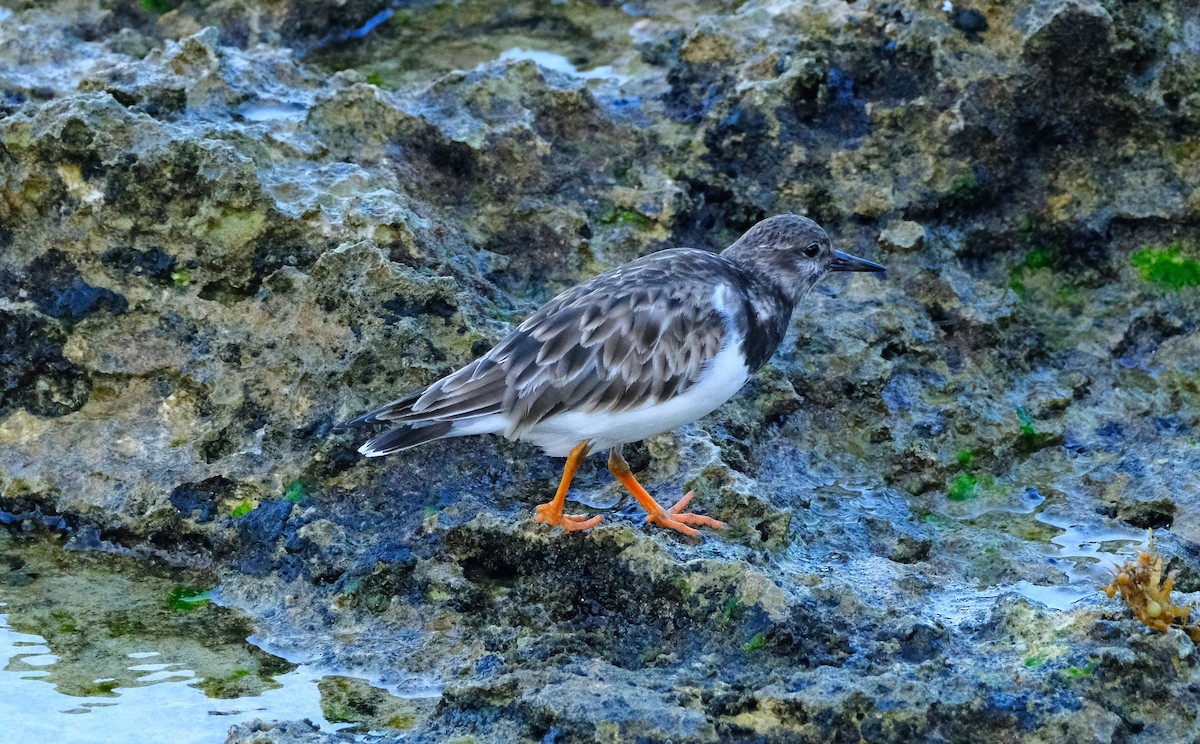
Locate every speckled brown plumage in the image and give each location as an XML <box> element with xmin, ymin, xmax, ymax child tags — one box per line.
<box><xmin>343</xmin><ymin>214</ymin><xmax>884</xmax><ymax>535</ymax></box>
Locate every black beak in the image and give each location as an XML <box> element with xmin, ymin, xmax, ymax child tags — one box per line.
<box><xmin>829</xmin><ymin>250</ymin><xmax>886</xmax><ymax>273</ymax></box>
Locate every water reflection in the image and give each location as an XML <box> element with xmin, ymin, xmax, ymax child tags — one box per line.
<box><xmin>0</xmin><ymin>535</ymin><xmax>336</xmax><ymax>742</ymax></box>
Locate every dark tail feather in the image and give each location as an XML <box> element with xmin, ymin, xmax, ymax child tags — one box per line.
<box><xmin>358</xmin><ymin>421</ymin><xmax>454</xmax><ymax>457</ymax></box>
<box><xmin>336</xmin><ymin>389</ymin><xmax>425</xmax><ymax>430</ymax></box>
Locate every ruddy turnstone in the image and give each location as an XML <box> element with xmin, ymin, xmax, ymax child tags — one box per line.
<box><xmin>344</xmin><ymin>214</ymin><xmax>884</xmax><ymax>536</ymax></box>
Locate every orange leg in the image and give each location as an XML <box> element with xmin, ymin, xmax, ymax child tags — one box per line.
<box><xmin>607</xmin><ymin>448</ymin><xmax>726</xmax><ymax>537</ymax></box>
<box><xmin>533</xmin><ymin>441</ymin><xmax>602</xmax><ymax>531</ymax></box>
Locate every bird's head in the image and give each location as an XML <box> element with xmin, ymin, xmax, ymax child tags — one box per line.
<box><xmin>721</xmin><ymin>214</ymin><xmax>885</xmax><ymax>305</ymax></box>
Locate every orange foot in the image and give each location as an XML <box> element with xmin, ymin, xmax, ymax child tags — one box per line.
<box><xmin>532</xmin><ymin>440</ymin><xmax>603</xmax><ymax>532</ymax></box>
<box><xmin>608</xmin><ymin>448</ymin><xmax>726</xmax><ymax>538</ymax></box>
<box><xmin>644</xmin><ymin>491</ymin><xmax>727</xmax><ymax>537</ymax></box>
<box><xmin>533</xmin><ymin>502</ymin><xmax>602</xmax><ymax>531</ymax></box>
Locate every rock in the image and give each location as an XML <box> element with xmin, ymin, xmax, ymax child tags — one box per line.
<box><xmin>225</xmin><ymin>720</ymin><xmax>343</xmax><ymax>744</ymax></box>
<box><xmin>4</xmin><ymin>0</ymin><xmax>1200</xmax><ymax>740</ymax></box>
<box><xmin>878</xmin><ymin>221</ymin><xmax>927</xmax><ymax>253</ymax></box>
<box><xmin>317</xmin><ymin>675</ymin><xmax>425</xmax><ymax>732</ymax></box>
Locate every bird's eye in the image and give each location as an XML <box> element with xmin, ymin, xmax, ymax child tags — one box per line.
<box><xmin>802</xmin><ymin>243</ymin><xmax>821</xmax><ymax>258</ymax></box>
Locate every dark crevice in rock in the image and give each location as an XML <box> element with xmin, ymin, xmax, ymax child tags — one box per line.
<box><xmin>0</xmin><ymin>310</ymin><xmax>91</xmax><ymax>417</ymax></box>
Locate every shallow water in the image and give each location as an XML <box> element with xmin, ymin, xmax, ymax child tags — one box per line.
<box><xmin>0</xmin><ymin>535</ymin><xmax>349</xmax><ymax>742</ymax></box>
<box><xmin>1</xmin><ymin>627</ymin><xmax>334</xmax><ymax>744</ymax></box>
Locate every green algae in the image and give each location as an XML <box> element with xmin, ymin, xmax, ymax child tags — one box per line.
<box><xmin>948</xmin><ymin>474</ymin><xmax>979</xmax><ymax>501</ymax></box>
<box><xmin>1009</xmin><ymin>248</ymin><xmax>1058</xmax><ymax>295</ymax></box>
<box><xmin>318</xmin><ymin>675</ymin><xmax>422</xmax><ymax>730</ymax></box>
<box><xmin>1016</xmin><ymin>408</ymin><xmax>1037</xmax><ymax>439</ymax></box>
<box><xmin>139</xmin><ymin>0</ymin><xmax>172</xmax><ymax>13</ymax></box>
<box><xmin>1015</xmin><ymin>408</ymin><xmax>1058</xmax><ymax>454</ymax></box>
<box><xmin>1055</xmin><ymin>283</ymin><xmax>1080</xmax><ymax>301</ymax></box>
<box><xmin>1062</xmin><ymin>660</ymin><xmax>1097</xmax><ymax>679</ymax></box>
<box><xmin>77</xmin><ymin>679</ymin><xmax>120</xmax><ymax>696</ymax></box>
<box><xmin>945</xmin><ymin>170</ymin><xmax>981</xmax><ymax>204</ymax></box>
<box><xmin>956</xmin><ymin>449</ymin><xmax>975</xmax><ymax>468</ymax></box>
<box><xmin>231</xmin><ymin>499</ymin><xmax>255</xmax><ymax>518</ymax></box>
<box><xmin>600</xmin><ymin>206</ymin><xmax>654</xmax><ymax>228</ymax></box>
<box><xmin>719</xmin><ymin>596</ymin><xmax>745</xmax><ymax>625</ymax></box>
<box><xmin>1024</xmin><ymin>652</ymin><xmax>1050</xmax><ymax>668</ymax></box>
<box><xmin>51</xmin><ymin>609</ymin><xmax>77</xmax><ymax>633</ymax></box>
<box><xmin>284</xmin><ymin>480</ymin><xmax>306</xmax><ymax>504</ymax></box>
<box><xmin>167</xmin><ymin>586</ymin><xmax>214</xmax><ymax>611</ymax></box>
<box><xmin>1131</xmin><ymin>243</ymin><xmax>1200</xmax><ymax>290</ymax></box>
<box><xmin>1021</xmin><ymin>249</ymin><xmax>1055</xmax><ymax>272</ymax></box>
<box><xmin>1</xmin><ymin>534</ymin><xmax>295</xmax><ymax>704</ymax></box>
<box><xmin>743</xmin><ymin>632</ymin><xmax>767</xmax><ymax>652</ymax></box>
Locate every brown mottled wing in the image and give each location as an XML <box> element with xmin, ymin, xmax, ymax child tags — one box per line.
<box><xmin>354</xmin><ymin>249</ymin><xmax>732</xmax><ymax>433</ymax></box>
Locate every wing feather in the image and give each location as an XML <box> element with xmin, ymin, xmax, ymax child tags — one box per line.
<box><xmin>350</xmin><ymin>249</ymin><xmax>737</xmax><ymax>435</ymax></box>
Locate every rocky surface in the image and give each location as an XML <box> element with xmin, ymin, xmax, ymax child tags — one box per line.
<box><xmin>3</xmin><ymin>0</ymin><xmax>1200</xmax><ymax>741</ymax></box>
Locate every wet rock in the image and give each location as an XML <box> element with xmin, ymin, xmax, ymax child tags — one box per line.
<box><xmin>18</xmin><ymin>250</ymin><xmax>128</xmax><ymax>320</ymax></box>
<box><xmin>317</xmin><ymin>675</ymin><xmax>424</xmax><ymax>732</ymax></box>
<box><xmin>225</xmin><ymin>720</ymin><xmax>344</xmax><ymax>744</ymax></box>
<box><xmin>4</xmin><ymin>0</ymin><xmax>1200</xmax><ymax>740</ymax></box>
<box><xmin>0</xmin><ymin>311</ymin><xmax>90</xmax><ymax>416</ymax></box>
<box><xmin>878</xmin><ymin>220</ymin><xmax>926</xmax><ymax>254</ymax></box>
<box><xmin>169</xmin><ymin>477</ymin><xmax>237</xmax><ymax>524</ymax></box>
<box><xmin>951</xmin><ymin>9</ymin><xmax>989</xmax><ymax>39</ymax></box>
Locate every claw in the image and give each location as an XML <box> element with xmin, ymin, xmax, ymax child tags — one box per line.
<box><xmin>533</xmin><ymin>501</ymin><xmax>602</xmax><ymax>532</ymax></box>
<box><xmin>530</xmin><ymin>441</ymin><xmax>602</xmax><ymax>532</ymax></box>
<box><xmin>643</xmin><ymin>491</ymin><xmax>727</xmax><ymax>536</ymax></box>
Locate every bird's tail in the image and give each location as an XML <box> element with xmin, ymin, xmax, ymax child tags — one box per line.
<box><xmin>339</xmin><ymin>377</ymin><xmax>504</xmax><ymax>457</ymax></box>
<box><xmin>338</xmin><ymin>389</ymin><xmax>444</xmax><ymax>456</ymax></box>
<box><xmin>357</xmin><ymin>421</ymin><xmax>455</xmax><ymax>457</ymax></box>
<box><xmin>339</xmin><ymin>357</ymin><xmax>507</xmax><ymax>456</ymax></box>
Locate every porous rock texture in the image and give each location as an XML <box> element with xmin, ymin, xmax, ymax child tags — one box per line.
<box><xmin>3</xmin><ymin>0</ymin><xmax>1200</xmax><ymax>741</ymax></box>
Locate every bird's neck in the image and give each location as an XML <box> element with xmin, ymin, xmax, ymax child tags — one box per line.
<box><xmin>721</xmin><ymin>258</ymin><xmax>796</xmax><ymax>372</ymax></box>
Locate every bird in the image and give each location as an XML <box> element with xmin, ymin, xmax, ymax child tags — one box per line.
<box><xmin>342</xmin><ymin>214</ymin><xmax>884</xmax><ymax>536</ymax></box>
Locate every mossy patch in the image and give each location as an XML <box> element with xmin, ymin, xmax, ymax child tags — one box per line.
<box><xmin>719</xmin><ymin>596</ymin><xmax>745</xmax><ymax>626</ymax></box>
<box><xmin>284</xmin><ymin>481</ymin><xmax>306</xmax><ymax>504</ymax></box>
<box><xmin>1024</xmin><ymin>652</ymin><xmax>1050</xmax><ymax>668</ymax></box>
<box><xmin>1131</xmin><ymin>243</ymin><xmax>1200</xmax><ymax>290</ymax></box>
<box><xmin>231</xmin><ymin>499</ymin><xmax>255</xmax><ymax>518</ymax></box>
<box><xmin>948</xmin><ymin>474</ymin><xmax>978</xmax><ymax>501</ymax></box>
<box><xmin>1015</xmin><ymin>407</ymin><xmax>1059</xmax><ymax>453</ymax></box>
<box><xmin>167</xmin><ymin>585</ymin><xmax>213</xmax><ymax>611</ymax></box>
<box><xmin>600</xmin><ymin>206</ymin><xmax>653</xmax><ymax>228</ymax></box>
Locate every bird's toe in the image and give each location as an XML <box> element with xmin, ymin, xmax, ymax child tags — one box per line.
<box><xmin>533</xmin><ymin>503</ymin><xmax>602</xmax><ymax>531</ymax></box>
<box><xmin>647</xmin><ymin>491</ymin><xmax>726</xmax><ymax>535</ymax></box>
